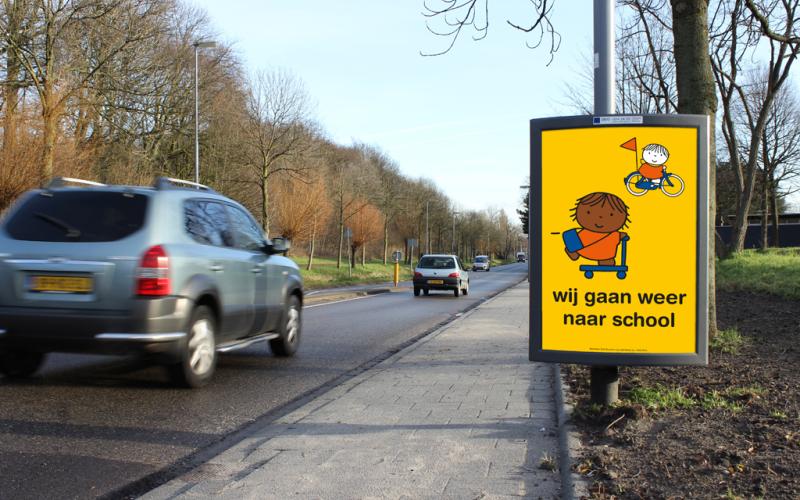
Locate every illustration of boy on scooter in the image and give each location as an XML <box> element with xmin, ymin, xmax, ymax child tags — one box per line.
<box><xmin>562</xmin><ymin>192</ymin><xmax>631</xmax><ymax>279</ymax></box>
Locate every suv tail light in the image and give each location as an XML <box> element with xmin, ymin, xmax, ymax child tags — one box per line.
<box><xmin>136</xmin><ymin>245</ymin><xmax>170</xmax><ymax>296</ymax></box>
<box><xmin>414</xmin><ymin>272</ymin><xmax>422</xmax><ymax>278</ymax></box>
<box><xmin>448</xmin><ymin>272</ymin><xmax>459</xmax><ymax>278</ymax></box>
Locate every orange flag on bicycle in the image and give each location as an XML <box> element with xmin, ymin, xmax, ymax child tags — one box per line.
<box><xmin>620</xmin><ymin>138</ymin><xmax>637</xmax><ymax>151</ymax></box>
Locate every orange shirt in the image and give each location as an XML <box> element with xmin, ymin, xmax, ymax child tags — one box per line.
<box><xmin>577</xmin><ymin>230</ymin><xmax>621</xmax><ymax>261</ymax></box>
<box><xmin>639</xmin><ymin>162</ymin><xmax>664</xmax><ymax>179</ymax></box>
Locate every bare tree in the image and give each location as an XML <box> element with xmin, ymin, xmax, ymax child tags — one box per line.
<box><xmin>712</xmin><ymin>0</ymin><xmax>800</xmax><ymax>253</ymax></box>
<box><xmin>242</xmin><ymin>68</ymin><xmax>316</xmax><ymax>236</ymax></box>
<box><xmin>357</xmin><ymin>144</ymin><xmax>404</xmax><ymax>264</ymax></box>
<box><xmin>0</xmin><ymin>0</ymin><xmax>167</xmax><ymax>182</ymax></box>
<box><xmin>271</xmin><ymin>170</ymin><xmax>330</xmax><ymax>258</ymax></box>
<box><xmin>749</xmin><ymin>80</ymin><xmax>800</xmax><ymax>246</ymax></box>
<box><xmin>350</xmin><ymin>203</ymin><xmax>382</xmax><ymax>267</ymax></box>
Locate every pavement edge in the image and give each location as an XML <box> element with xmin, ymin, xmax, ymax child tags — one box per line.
<box><xmin>553</xmin><ymin>364</ymin><xmax>590</xmax><ymax>499</ymax></box>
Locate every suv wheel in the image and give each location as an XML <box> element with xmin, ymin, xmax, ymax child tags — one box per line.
<box><xmin>0</xmin><ymin>350</ymin><xmax>46</xmax><ymax>378</ymax></box>
<box><xmin>413</xmin><ymin>287</ymin><xmax>421</xmax><ymax>297</ymax></box>
<box><xmin>271</xmin><ymin>295</ymin><xmax>301</xmax><ymax>357</ymax></box>
<box><xmin>169</xmin><ymin>305</ymin><xmax>217</xmax><ymax>388</ymax></box>
<box><xmin>453</xmin><ymin>286</ymin><xmax>460</xmax><ymax>297</ymax></box>
<box><xmin>462</xmin><ymin>281</ymin><xmax>469</xmax><ymax>296</ymax></box>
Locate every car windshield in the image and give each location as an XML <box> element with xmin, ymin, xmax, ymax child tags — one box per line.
<box><xmin>475</xmin><ymin>257</ymin><xmax>488</xmax><ymax>263</ymax></box>
<box><xmin>4</xmin><ymin>191</ymin><xmax>149</xmax><ymax>242</ymax></box>
<box><xmin>418</xmin><ymin>256</ymin><xmax>455</xmax><ymax>269</ymax></box>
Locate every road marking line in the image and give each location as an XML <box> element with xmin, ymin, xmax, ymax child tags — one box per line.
<box><xmin>304</xmin><ymin>294</ymin><xmax>378</xmax><ymax>309</ymax></box>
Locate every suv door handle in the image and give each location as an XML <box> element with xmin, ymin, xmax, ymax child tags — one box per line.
<box><xmin>209</xmin><ymin>264</ymin><xmax>224</xmax><ymax>272</ymax></box>
<box><xmin>251</xmin><ymin>265</ymin><xmax>264</xmax><ymax>274</ymax></box>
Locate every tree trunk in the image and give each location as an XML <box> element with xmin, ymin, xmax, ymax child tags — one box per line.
<box><xmin>40</xmin><ymin>108</ymin><xmax>58</xmax><ymax>183</ymax></box>
<box><xmin>336</xmin><ymin>215</ymin><xmax>344</xmax><ymax>269</ymax></box>
<box><xmin>3</xmin><ymin>46</ymin><xmax>19</xmax><ymax>169</ymax></box>
<box><xmin>261</xmin><ymin>167</ymin><xmax>270</xmax><ymax>237</ymax></box>
<box><xmin>382</xmin><ymin>218</ymin><xmax>389</xmax><ymax>265</ymax></box>
<box><xmin>671</xmin><ymin>0</ymin><xmax>718</xmax><ymax>336</ymax></box>
<box><xmin>361</xmin><ymin>244</ymin><xmax>366</xmax><ymax>266</ymax></box>
<box><xmin>307</xmin><ymin>213</ymin><xmax>317</xmax><ymax>271</ymax></box>
<box><xmin>770</xmin><ymin>175</ymin><xmax>780</xmax><ymax>247</ymax></box>
<box><xmin>760</xmin><ymin>170</ymin><xmax>769</xmax><ymax>250</ymax></box>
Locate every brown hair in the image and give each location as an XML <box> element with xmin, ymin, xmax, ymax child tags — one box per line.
<box><xmin>570</xmin><ymin>192</ymin><xmax>631</xmax><ymax>228</ymax></box>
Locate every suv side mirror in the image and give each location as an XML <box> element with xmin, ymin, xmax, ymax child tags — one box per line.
<box><xmin>269</xmin><ymin>237</ymin><xmax>290</xmax><ymax>255</ymax></box>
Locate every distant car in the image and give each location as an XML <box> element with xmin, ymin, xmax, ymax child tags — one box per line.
<box><xmin>413</xmin><ymin>254</ymin><xmax>469</xmax><ymax>297</ymax></box>
<box><xmin>472</xmin><ymin>255</ymin><xmax>491</xmax><ymax>271</ymax></box>
<box><xmin>516</xmin><ymin>252</ymin><xmax>527</xmax><ymax>262</ymax></box>
<box><xmin>0</xmin><ymin>177</ymin><xmax>303</xmax><ymax>388</ymax></box>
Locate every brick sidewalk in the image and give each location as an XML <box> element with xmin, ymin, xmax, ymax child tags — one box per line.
<box><xmin>143</xmin><ymin>283</ymin><xmax>561</xmax><ymax>499</ymax></box>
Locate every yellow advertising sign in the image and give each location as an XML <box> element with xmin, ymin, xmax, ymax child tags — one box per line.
<box><xmin>530</xmin><ymin>115</ymin><xmax>709</xmax><ymax>365</ymax></box>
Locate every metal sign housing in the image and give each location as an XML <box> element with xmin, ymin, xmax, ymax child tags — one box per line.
<box><xmin>529</xmin><ymin>114</ymin><xmax>709</xmax><ymax>366</ymax></box>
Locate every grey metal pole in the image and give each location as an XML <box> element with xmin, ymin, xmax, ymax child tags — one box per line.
<box><xmin>192</xmin><ymin>40</ymin><xmax>215</xmax><ymax>186</ymax></box>
<box><xmin>452</xmin><ymin>213</ymin><xmax>456</xmax><ymax>254</ymax></box>
<box><xmin>591</xmin><ymin>0</ymin><xmax>619</xmax><ymax>406</ymax></box>
<box><xmin>593</xmin><ymin>0</ymin><xmax>615</xmax><ymax>115</ymax></box>
<box><xmin>194</xmin><ymin>45</ymin><xmax>199</xmax><ymax>185</ymax></box>
<box><xmin>425</xmin><ymin>201</ymin><xmax>430</xmax><ymax>254</ymax></box>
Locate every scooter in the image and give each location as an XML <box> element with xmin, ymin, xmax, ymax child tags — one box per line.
<box><xmin>580</xmin><ymin>235</ymin><xmax>629</xmax><ymax>279</ymax></box>
<box><xmin>563</xmin><ymin>230</ymin><xmax>630</xmax><ymax>280</ymax></box>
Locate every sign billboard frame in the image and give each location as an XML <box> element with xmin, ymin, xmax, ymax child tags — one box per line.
<box><xmin>529</xmin><ymin>114</ymin><xmax>709</xmax><ymax>366</ymax></box>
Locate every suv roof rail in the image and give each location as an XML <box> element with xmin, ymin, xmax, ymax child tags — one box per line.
<box><xmin>46</xmin><ymin>177</ymin><xmax>106</xmax><ymax>189</ymax></box>
<box><xmin>153</xmin><ymin>177</ymin><xmax>216</xmax><ymax>192</ymax></box>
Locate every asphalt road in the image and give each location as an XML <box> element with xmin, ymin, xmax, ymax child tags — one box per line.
<box><xmin>0</xmin><ymin>262</ymin><xmax>527</xmax><ymax>499</ymax></box>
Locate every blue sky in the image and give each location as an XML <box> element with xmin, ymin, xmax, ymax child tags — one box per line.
<box><xmin>191</xmin><ymin>0</ymin><xmax>595</xmax><ymax>219</ymax></box>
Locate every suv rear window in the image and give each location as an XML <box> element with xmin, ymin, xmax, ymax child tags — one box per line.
<box><xmin>4</xmin><ymin>191</ymin><xmax>149</xmax><ymax>242</ymax></box>
<box><xmin>418</xmin><ymin>256</ymin><xmax>455</xmax><ymax>269</ymax></box>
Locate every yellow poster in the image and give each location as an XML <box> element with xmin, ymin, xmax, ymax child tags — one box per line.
<box><xmin>540</xmin><ymin>126</ymin><xmax>698</xmax><ymax>354</ymax></box>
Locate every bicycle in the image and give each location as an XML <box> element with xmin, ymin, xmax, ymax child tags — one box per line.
<box><xmin>624</xmin><ymin>169</ymin><xmax>685</xmax><ymax>197</ymax></box>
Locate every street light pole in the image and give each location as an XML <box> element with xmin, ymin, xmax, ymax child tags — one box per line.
<box><xmin>193</xmin><ymin>40</ymin><xmax>216</xmax><ymax>186</ymax></box>
<box><xmin>591</xmin><ymin>0</ymin><xmax>619</xmax><ymax>407</ymax></box>
<box><xmin>452</xmin><ymin>211</ymin><xmax>460</xmax><ymax>255</ymax></box>
<box><xmin>425</xmin><ymin>201</ymin><xmax>430</xmax><ymax>254</ymax></box>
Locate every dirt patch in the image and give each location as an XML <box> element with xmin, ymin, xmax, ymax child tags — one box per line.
<box><xmin>563</xmin><ymin>290</ymin><xmax>800</xmax><ymax>499</ymax></box>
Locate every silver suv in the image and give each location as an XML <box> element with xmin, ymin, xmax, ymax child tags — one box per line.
<box><xmin>0</xmin><ymin>177</ymin><xmax>303</xmax><ymax>387</ymax></box>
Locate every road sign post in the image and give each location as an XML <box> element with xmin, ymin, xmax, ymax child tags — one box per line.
<box><xmin>392</xmin><ymin>250</ymin><xmax>402</xmax><ymax>287</ymax></box>
<box><xmin>529</xmin><ymin>114</ymin><xmax>710</xmax><ymax>401</ymax></box>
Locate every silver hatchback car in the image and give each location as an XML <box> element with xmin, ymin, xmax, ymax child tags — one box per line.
<box><xmin>472</xmin><ymin>255</ymin><xmax>491</xmax><ymax>271</ymax></box>
<box><xmin>413</xmin><ymin>254</ymin><xmax>469</xmax><ymax>297</ymax></box>
<box><xmin>0</xmin><ymin>177</ymin><xmax>303</xmax><ymax>387</ymax></box>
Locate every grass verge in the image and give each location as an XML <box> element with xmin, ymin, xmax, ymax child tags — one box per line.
<box><xmin>292</xmin><ymin>256</ymin><xmax>413</xmax><ymax>289</ymax></box>
<box><xmin>623</xmin><ymin>384</ymin><xmax>762</xmax><ymax>412</ymax></box>
<box><xmin>717</xmin><ymin>248</ymin><xmax>800</xmax><ymax>299</ymax></box>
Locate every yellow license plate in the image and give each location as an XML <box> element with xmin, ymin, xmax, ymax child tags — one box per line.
<box><xmin>428</xmin><ymin>279</ymin><xmax>444</xmax><ymax>285</ymax></box>
<box><xmin>30</xmin><ymin>275</ymin><xmax>93</xmax><ymax>293</ymax></box>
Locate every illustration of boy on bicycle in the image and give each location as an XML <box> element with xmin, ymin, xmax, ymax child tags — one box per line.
<box><xmin>639</xmin><ymin>143</ymin><xmax>669</xmax><ymax>185</ymax></box>
<box><xmin>621</xmin><ymin>138</ymin><xmax>685</xmax><ymax>197</ymax></box>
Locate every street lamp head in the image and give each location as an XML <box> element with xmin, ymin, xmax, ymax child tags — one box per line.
<box><xmin>193</xmin><ymin>40</ymin><xmax>216</xmax><ymax>49</ymax></box>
